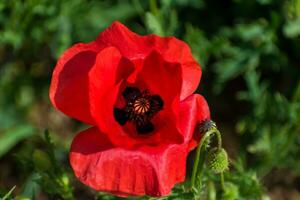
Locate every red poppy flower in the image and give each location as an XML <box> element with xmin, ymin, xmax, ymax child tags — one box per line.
<box><xmin>49</xmin><ymin>21</ymin><xmax>210</xmax><ymax>197</ymax></box>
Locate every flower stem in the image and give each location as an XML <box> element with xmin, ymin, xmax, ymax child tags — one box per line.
<box><xmin>190</xmin><ymin>127</ymin><xmax>222</xmax><ymax>189</ymax></box>
<box><xmin>220</xmin><ymin>172</ymin><xmax>225</xmax><ymax>191</ymax></box>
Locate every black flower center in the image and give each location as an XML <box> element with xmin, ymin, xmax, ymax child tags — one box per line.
<box><xmin>114</xmin><ymin>87</ymin><xmax>164</xmax><ymax>134</ymax></box>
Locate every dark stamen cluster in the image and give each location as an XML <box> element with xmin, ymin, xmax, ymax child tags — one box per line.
<box><xmin>114</xmin><ymin>87</ymin><xmax>164</xmax><ymax>134</ymax></box>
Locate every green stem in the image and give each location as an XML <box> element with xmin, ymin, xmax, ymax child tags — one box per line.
<box><xmin>1</xmin><ymin>186</ymin><xmax>16</xmax><ymax>200</ymax></box>
<box><xmin>195</xmin><ymin>148</ymin><xmax>206</xmax><ymax>189</ymax></box>
<box><xmin>190</xmin><ymin>128</ymin><xmax>222</xmax><ymax>189</ymax></box>
<box><xmin>220</xmin><ymin>172</ymin><xmax>225</xmax><ymax>191</ymax></box>
<box><xmin>214</xmin><ymin>128</ymin><xmax>222</xmax><ymax>150</ymax></box>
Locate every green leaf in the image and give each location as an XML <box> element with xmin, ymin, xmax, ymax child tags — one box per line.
<box><xmin>184</xmin><ymin>24</ymin><xmax>210</xmax><ymax>67</ymax></box>
<box><xmin>145</xmin><ymin>12</ymin><xmax>164</xmax><ymax>36</ymax></box>
<box><xmin>0</xmin><ymin>125</ymin><xmax>34</xmax><ymax>158</ymax></box>
<box><xmin>21</xmin><ymin>173</ymin><xmax>39</xmax><ymax>199</ymax></box>
<box><xmin>283</xmin><ymin>17</ymin><xmax>300</xmax><ymax>38</ymax></box>
<box><xmin>1</xmin><ymin>186</ymin><xmax>16</xmax><ymax>200</ymax></box>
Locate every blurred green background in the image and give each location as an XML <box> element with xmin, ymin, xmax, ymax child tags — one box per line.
<box><xmin>0</xmin><ymin>0</ymin><xmax>300</xmax><ymax>199</ymax></box>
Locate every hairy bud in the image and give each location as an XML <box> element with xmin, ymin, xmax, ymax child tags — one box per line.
<box><xmin>206</xmin><ymin>147</ymin><xmax>229</xmax><ymax>173</ymax></box>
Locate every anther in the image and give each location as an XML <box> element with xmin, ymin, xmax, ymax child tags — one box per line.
<box><xmin>114</xmin><ymin>87</ymin><xmax>164</xmax><ymax>134</ymax></box>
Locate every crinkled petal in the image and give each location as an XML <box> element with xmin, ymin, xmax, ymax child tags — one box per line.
<box><xmin>70</xmin><ymin>127</ymin><xmax>189</xmax><ymax>197</ymax></box>
<box><xmin>49</xmin><ymin>42</ymin><xmax>102</xmax><ymax>125</ymax></box>
<box><xmin>97</xmin><ymin>21</ymin><xmax>201</xmax><ymax>100</ymax></box>
<box><xmin>178</xmin><ymin>94</ymin><xmax>210</xmax><ymax>150</ymax></box>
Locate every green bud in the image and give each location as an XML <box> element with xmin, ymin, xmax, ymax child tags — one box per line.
<box><xmin>33</xmin><ymin>149</ymin><xmax>51</xmax><ymax>171</ymax></box>
<box><xmin>206</xmin><ymin>147</ymin><xmax>229</xmax><ymax>174</ymax></box>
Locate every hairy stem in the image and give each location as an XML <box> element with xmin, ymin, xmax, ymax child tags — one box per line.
<box><xmin>190</xmin><ymin>128</ymin><xmax>222</xmax><ymax>188</ymax></box>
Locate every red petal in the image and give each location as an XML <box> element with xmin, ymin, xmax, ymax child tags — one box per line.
<box><xmin>70</xmin><ymin>127</ymin><xmax>189</xmax><ymax>197</ymax></box>
<box><xmin>136</xmin><ymin>51</ymin><xmax>182</xmax><ymax>111</ymax></box>
<box><xmin>146</xmin><ymin>36</ymin><xmax>201</xmax><ymax>101</ymax></box>
<box><xmin>49</xmin><ymin>42</ymin><xmax>102</xmax><ymax>125</ymax></box>
<box><xmin>88</xmin><ymin>47</ymin><xmax>138</xmax><ymax>148</ymax></box>
<box><xmin>97</xmin><ymin>21</ymin><xmax>201</xmax><ymax>100</ymax></box>
<box><xmin>89</xmin><ymin>48</ymin><xmax>183</xmax><ymax>148</ymax></box>
<box><xmin>133</xmin><ymin>51</ymin><xmax>183</xmax><ymax>144</ymax></box>
<box><xmin>178</xmin><ymin>94</ymin><xmax>210</xmax><ymax>150</ymax></box>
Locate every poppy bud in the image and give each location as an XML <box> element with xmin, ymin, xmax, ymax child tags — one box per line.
<box><xmin>206</xmin><ymin>147</ymin><xmax>229</xmax><ymax>174</ymax></box>
<box><xmin>33</xmin><ymin>149</ymin><xmax>51</xmax><ymax>171</ymax></box>
<box><xmin>199</xmin><ymin>119</ymin><xmax>217</xmax><ymax>133</ymax></box>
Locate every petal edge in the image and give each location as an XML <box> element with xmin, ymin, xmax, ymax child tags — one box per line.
<box><xmin>50</xmin><ymin>42</ymin><xmax>102</xmax><ymax>125</ymax></box>
<box><xmin>70</xmin><ymin>127</ymin><xmax>190</xmax><ymax>197</ymax></box>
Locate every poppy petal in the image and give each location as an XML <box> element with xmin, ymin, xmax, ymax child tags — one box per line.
<box><xmin>133</xmin><ymin>51</ymin><xmax>183</xmax><ymax>144</ymax></box>
<box><xmin>89</xmin><ymin>48</ymin><xmax>183</xmax><ymax>148</ymax></box>
<box><xmin>49</xmin><ymin>41</ymin><xmax>102</xmax><ymax>125</ymax></box>
<box><xmin>135</xmin><ymin>51</ymin><xmax>182</xmax><ymax>111</ymax></box>
<box><xmin>70</xmin><ymin>127</ymin><xmax>189</xmax><ymax>197</ymax></box>
<box><xmin>88</xmin><ymin>47</ymin><xmax>140</xmax><ymax>148</ymax></box>
<box><xmin>97</xmin><ymin>21</ymin><xmax>201</xmax><ymax>100</ymax></box>
<box><xmin>146</xmin><ymin>36</ymin><xmax>201</xmax><ymax>101</ymax></box>
<box><xmin>178</xmin><ymin>94</ymin><xmax>210</xmax><ymax>150</ymax></box>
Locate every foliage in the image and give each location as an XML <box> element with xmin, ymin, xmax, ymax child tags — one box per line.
<box><xmin>0</xmin><ymin>0</ymin><xmax>300</xmax><ymax>199</ymax></box>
